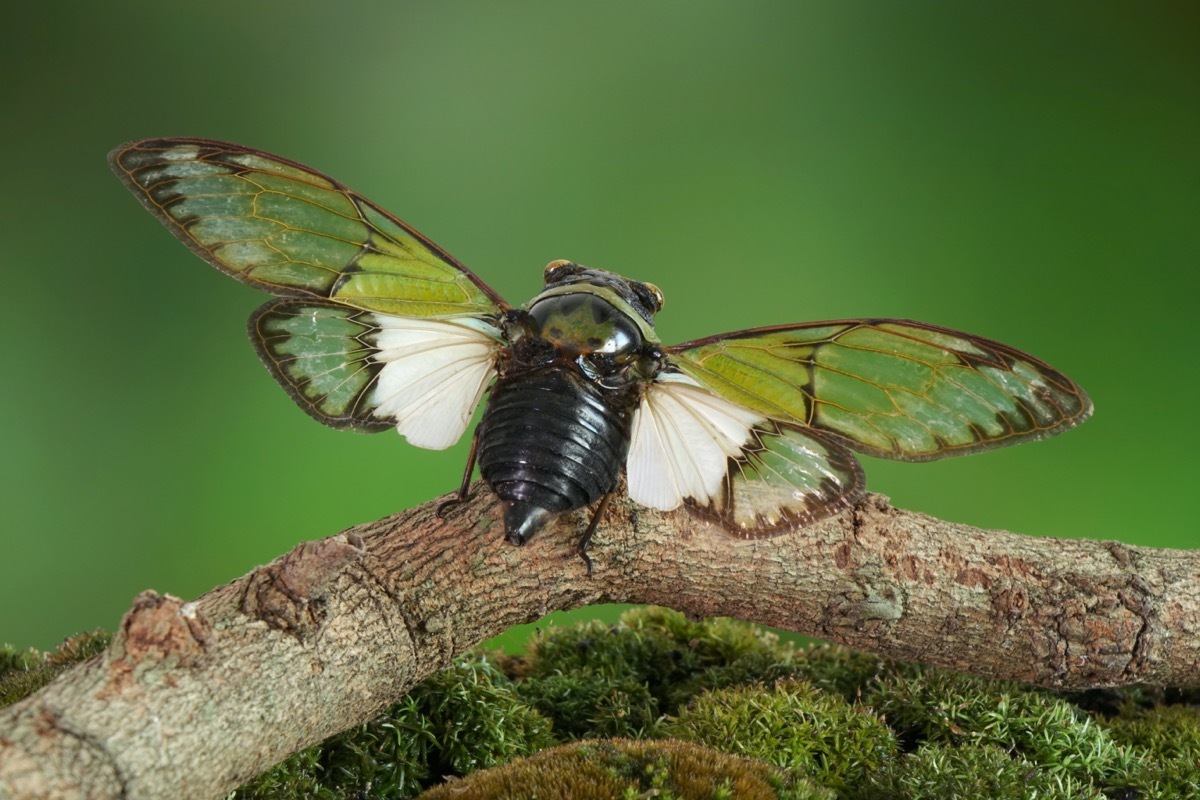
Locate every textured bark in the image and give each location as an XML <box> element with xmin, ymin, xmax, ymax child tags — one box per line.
<box><xmin>1</xmin><ymin>488</ymin><xmax>1197</xmax><ymax>799</ymax></box>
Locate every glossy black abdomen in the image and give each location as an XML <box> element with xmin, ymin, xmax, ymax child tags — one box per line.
<box><xmin>478</xmin><ymin>365</ymin><xmax>637</xmax><ymax>544</ymax></box>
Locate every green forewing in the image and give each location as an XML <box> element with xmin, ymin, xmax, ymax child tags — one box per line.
<box><xmin>250</xmin><ymin>300</ymin><xmax>391</xmax><ymax>432</ymax></box>
<box><xmin>109</xmin><ymin>138</ymin><xmax>507</xmax><ymax>318</ymax></box>
<box><xmin>667</xmin><ymin>320</ymin><xmax>1092</xmax><ymax>460</ymax></box>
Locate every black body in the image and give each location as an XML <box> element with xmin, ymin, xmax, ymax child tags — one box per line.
<box><xmin>478</xmin><ymin>361</ymin><xmax>640</xmax><ymax>545</ymax></box>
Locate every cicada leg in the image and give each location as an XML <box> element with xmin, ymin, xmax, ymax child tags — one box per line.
<box><xmin>577</xmin><ymin>492</ymin><xmax>614</xmax><ymax>576</ymax></box>
<box><xmin>437</xmin><ymin>431</ymin><xmax>479</xmax><ymax>519</ymax></box>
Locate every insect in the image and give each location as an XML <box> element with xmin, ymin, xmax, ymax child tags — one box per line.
<box><xmin>110</xmin><ymin>138</ymin><xmax>1092</xmax><ymax>569</ymax></box>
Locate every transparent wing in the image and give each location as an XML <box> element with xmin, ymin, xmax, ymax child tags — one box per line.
<box><xmin>666</xmin><ymin>319</ymin><xmax>1092</xmax><ymax>460</ymax></box>
<box><xmin>110</xmin><ymin>138</ymin><xmax>507</xmax><ymax>318</ymax></box>
<box><xmin>691</xmin><ymin>421</ymin><xmax>864</xmax><ymax>537</ymax></box>
<box><xmin>628</xmin><ymin>373</ymin><xmax>863</xmax><ymax>537</ymax></box>
<box><xmin>251</xmin><ymin>300</ymin><xmax>501</xmax><ymax>449</ymax></box>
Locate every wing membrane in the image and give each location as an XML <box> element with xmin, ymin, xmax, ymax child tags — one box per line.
<box><xmin>110</xmin><ymin>138</ymin><xmax>507</xmax><ymax>318</ymax></box>
<box><xmin>628</xmin><ymin>373</ymin><xmax>863</xmax><ymax>536</ymax></box>
<box><xmin>692</xmin><ymin>421</ymin><xmax>864</xmax><ymax>537</ymax></box>
<box><xmin>251</xmin><ymin>300</ymin><xmax>501</xmax><ymax>449</ymax></box>
<box><xmin>627</xmin><ymin>373</ymin><xmax>764</xmax><ymax>510</ymax></box>
<box><xmin>667</xmin><ymin>319</ymin><xmax>1092</xmax><ymax>460</ymax></box>
<box><xmin>250</xmin><ymin>300</ymin><xmax>390</xmax><ymax>432</ymax></box>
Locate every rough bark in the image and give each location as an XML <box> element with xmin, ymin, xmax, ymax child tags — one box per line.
<box><xmin>1</xmin><ymin>488</ymin><xmax>1196</xmax><ymax>799</ymax></box>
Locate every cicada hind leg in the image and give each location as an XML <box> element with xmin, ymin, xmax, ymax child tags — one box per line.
<box><xmin>436</xmin><ymin>431</ymin><xmax>479</xmax><ymax>519</ymax></box>
<box><xmin>577</xmin><ymin>492</ymin><xmax>615</xmax><ymax>576</ymax></box>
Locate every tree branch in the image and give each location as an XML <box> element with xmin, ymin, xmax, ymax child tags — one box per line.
<box><xmin>1</xmin><ymin>488</ymin><xmax>1196</xmax><ymax>799</ymax></box>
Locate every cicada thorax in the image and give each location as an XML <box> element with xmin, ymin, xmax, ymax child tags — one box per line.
<box><xmin>478</xmin><ymin>289</ymin><xmax>658</xmax><ymax>545</ymax></box>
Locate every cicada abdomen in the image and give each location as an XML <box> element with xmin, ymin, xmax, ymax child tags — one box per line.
<box><xmin>478</xmin><ymin>365</ymin><xmax>636</xmax><ymax>543</ymax></box>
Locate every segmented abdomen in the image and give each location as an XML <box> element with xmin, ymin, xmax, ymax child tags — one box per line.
<box><xmin>478</xmin><ymin>366</ymin><xmax>634</xmax><ymax>514</ymax></box>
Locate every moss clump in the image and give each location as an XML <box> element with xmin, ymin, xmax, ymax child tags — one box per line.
<box><xmin>231</xmin><ymin>747</ymin><xmax>334</xmax><ymax>800</ymax></box>
<box><xmin>790</xmin><ymin>643</ymin><xmax>914</xmax><ymax>703</ymax></box>
<box><xmin>0</xmin><ymin>645</ymin><xmax>38</xmax><ymax>674</ymax></box>
<box><xmin>1104</xmin><ymin>703</ymin><xmax>1200</xmax><ymax>760</ymax></box>
<box><xmin>1100</xmin><ymin>704</ymin><xmax>1200</xmax><ymax>797</ymax></box>
<box><xmin>862</xmin><ymin>742</ymin><xmax>1106</xmax><ymax>799</ymax></box>
<box><xmin>661</xmin><ymin>680</ymin><xmax>898</xmax><ymax>792</ymax></box>
<box><xmin>415</xmin><ymin>738</ymin><xmax>835</xmax><ymax>800</ymax></box>
<box><xmin>1102</xmin><ymin>756</ymin><xmax>1200</xmax><ymax>799</ymax></box>
<box><xmin>234</xmin><ymin>654</ymin><xmax>556</xmax><ymax>799</ymax></box>
<box><xmin>0</xmin><ymin>629</ymin><xmax>112</xmax><ymax>708</ymax></box>
<box><xmin>510</xmin><ymin>668</ymin><xmax>659</xmax><ymax>739</ymax></box>
<box><xmin>865</xmin><ymin>669</ymin><xmax>1139</xmax><ymax>787</ymax></box>
<box><xmin>514</xmin><ymin>607</ymin><xmax>802</xmax><ymax>739</ymax></box>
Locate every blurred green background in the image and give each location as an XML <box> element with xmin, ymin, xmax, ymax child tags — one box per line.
<box><xmin>2</xmin><ymin>2</ymin><xmax>1196</xmax><ymax>652</ymax></box>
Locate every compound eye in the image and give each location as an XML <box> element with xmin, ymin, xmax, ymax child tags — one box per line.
<box><xmin>544</xmin><ymin>259</ymin><xmax>575</xmax><ymax>284</ymax></box>
<box><xmin>642</xmin><ymin>282</ymin><xmax>664</xmax><ymax>311</ymax></box>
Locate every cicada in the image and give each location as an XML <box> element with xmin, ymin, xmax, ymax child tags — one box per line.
<box><xmin>110</xmin><ymin>139</ymin><xmax>1092</xmax><ymax>566</ymax></box>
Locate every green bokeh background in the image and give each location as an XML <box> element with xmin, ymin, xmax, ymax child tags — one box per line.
<box><xmin>2</xmin><ymin>3</ymin><xmax>1196</xmax><ymax>652</ymax></box>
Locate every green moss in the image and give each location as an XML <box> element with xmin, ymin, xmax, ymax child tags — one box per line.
<box><xmin>1104</xmin><ymin>703</ymin><xmax>1200</xmax><ymax>760</ymax></box>
<box><xmin>415</xmin><ymin>738</ymin><xmax>835</xmax><ymax>800</ymax></box>
<box><xmin>1106</xmin><ymin>755</ymin><xmax>1200</xmax><ymax>799</ymax></box>
<box><xmin>514</xmin><ymin>607</ymin><xmax>803</xmax><ymax>739</ymax></box>
<box><xmin>0</xmin><ymin>630</ymin><xmax>112</xmax><ymax>709</ymax></box>
<box><xmin>860</xmin><ymin>742</ymin><xmax>1106</xmax><ymax>800</ymax></box>
<box><xmin>0</xmin><ymin>644</ymin><xmax>39</xmax><ymax>674</ymax></box>
<box><xmin>231</xmin><ymin>747</ymin><xmax>337</xmax><ymax>800</ymax></box>
<box><xmin>865</xmin><ymin>669</ymin><xmax>1139</xmax><ymax>786</ymax></box>
<box><xmin>1100</xmin><ymin>704</ymin><xmax>1200</xmax><ymax>797</ymax></box>
<box><xmin>514</xmin><ymin>669</ymin><xmax>660</xmax><ymax>739</ymax></box>
<box><xmin>234</xmin><ymin>654</ymin><xmax>556</xmax><ymax>799</ymax></box>
<box><xmin>790</xmin><ymin>643</ymin><xmax>914</xmax><ymax>702</ymax></box>
<box><xmin>661</xmin><ymin>680</ymin><xmax>898</xmax><ymax>791</ymax></box>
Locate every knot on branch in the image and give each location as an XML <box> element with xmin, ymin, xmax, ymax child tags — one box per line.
<box><xmin>240</xmin><ymin>535</ymin><xmax>366</xmax><ymax>639</ymax></box>
<box><xmin>102</xmin><ymin>591</ymin><xmax>211</xmax><ymax>696</ymax></box>
<box><xmin>1038</xmin><ymin>569</ymin><xmax>1160</xmax><ymax>684</ymax></box>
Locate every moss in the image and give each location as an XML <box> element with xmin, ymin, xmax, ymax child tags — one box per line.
<box><xmin>513</xmin><ymin>669</ymin><xmax>660</xmax><ymax>739</ymax></box>
<box><xmin>860</xmin><ymin>742</ymin><xmax>1106</xmax><ymax>800</ymax></box>
<box><xmin>1103</xmin><ymin>703</ymin><xmax>1200</xmax><ymax>760</ymax></box>
<box><xmin>1099</xmin><ymin>704</ymin><xmax>1200</xmax><ymax>797</ymax></box>
<box><xmin>0</xmin><ymin>644</ymin><xmax>40</xmax><ymax>674</ymax></box>
<box><xmin>415</xmin><ymin>738</ymin><xmax>835</xmax><ymax>800</ymax></box>
<box><xmin>790</xmin><ymin>643</ymin><xmax>914</xmax><ymax>703</ymax></box>
<box><xmin>233</xmin><ymin>654</ymin><xmax>556</xmax><ymax>799</ymax></box>
<box><xmin>231</xmin><ymin>747</ymin><xmax>337</xmax><ymax>800</ymax></box>
<box><xmin>661</xmin><ymin>679</ymin><xmax>898</xmax><ymax>792</ymax></box>
<box><xmin>865</xmin><ymin>668</ymin><xmax>1139</xmax><ymax>786</ymax></box>
<box><xmin>1107</xmin><ymin>755</ymin><xmax>1200</xmax><ymax>799</ymax></box>
<box><xmin>513</xmin><ymin>606</ymin><xmax>802</xmax><ymax>739</ymax></box>
<box><xmin>0</xmin><ymin>630</ymin><xmax>112</xmax><ymax>709</ymax></box>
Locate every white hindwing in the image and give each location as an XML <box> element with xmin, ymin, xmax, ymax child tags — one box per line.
<box><xmin>627</xmin><ymin>373</ymin><xmax>763</xmax><ymax>511</ymax></box>
<box><xmin>369</xmin><ymin>315</ymin><xmax>501</xmax><ymax>449</ymax></box>
<box><xmin>628</xmin><ymin>372</ymin><xmax>865</xmax><ymax>537</ymax></box>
